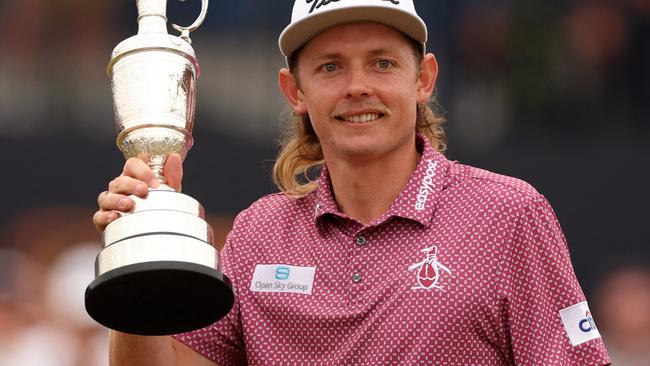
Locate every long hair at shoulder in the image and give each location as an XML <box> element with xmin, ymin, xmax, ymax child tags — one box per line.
<box><xmin>272</xmin><ymin>101</ymin><xmax>446</xmax><ymax>196</ymax></box>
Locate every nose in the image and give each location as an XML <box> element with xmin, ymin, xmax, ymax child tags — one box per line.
<box><xmin>344</xmin><ymin>66</ymin><xmax>373</xmax><ymax>99</ymax></box>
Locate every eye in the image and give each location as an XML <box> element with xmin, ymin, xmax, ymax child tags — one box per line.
<box><xmin>321</xmin><ymin>63</ymin><xmax>338</xmax><ymax>72</ymax></box>
<box><xmin>376</xmin><ymin>59</ymin><xmax>393</xmax><ymax>69</ymax></box>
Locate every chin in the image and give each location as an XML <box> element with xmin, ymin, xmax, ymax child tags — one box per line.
<box><xmin>336</xmin><ymin>143</ymin><xmax>386</xmax><ymax>160</ymax></box>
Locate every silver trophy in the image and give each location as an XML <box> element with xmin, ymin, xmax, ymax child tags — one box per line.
<box><xmin>85</xmin><ymin>0</ymin><xmax>233</xmax><ymax>336</ymax></box>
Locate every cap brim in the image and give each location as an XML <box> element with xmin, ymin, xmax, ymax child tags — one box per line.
<box><xmin>279</xmin><ymin>6</ymin><xmax>427</xmax><ymax>58</ymax></box>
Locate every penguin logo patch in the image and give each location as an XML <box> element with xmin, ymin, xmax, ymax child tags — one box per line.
<box><xmin>408</xmin><ymin>246</ymin><xmax>452</xmax><ymax>290</ymax></box>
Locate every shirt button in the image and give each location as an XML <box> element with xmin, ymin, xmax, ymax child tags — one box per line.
<box><xmin>355</xmin><ymin>236</ymin><xmax>367</xmax><ymax>246</ymax></box>
<box><xmin>352</xmin><ymin>273</ymin><xmax>362</xmax><ymax>283</ymax></box>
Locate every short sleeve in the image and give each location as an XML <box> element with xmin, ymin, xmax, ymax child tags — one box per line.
<box><xmin>173</xmin><ymin>214</ymin><xmax>248</xmax><ymax>365</ymax></box>
<box><xmin>500</xmin><ymin>195</ymin><xmax>610</xmax><ymax>365</ymax></box>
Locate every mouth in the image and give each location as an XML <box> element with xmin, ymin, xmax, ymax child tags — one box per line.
<box><xmin>334</xmin><ymin>112</ymin><xmax>384</xmax><ymax>124</ymax></box>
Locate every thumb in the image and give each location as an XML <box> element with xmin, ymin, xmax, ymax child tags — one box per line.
<box><xmin>164</xmin><ymin>153</ymin><xmax>184</xmax><ymax>191</ymax></box>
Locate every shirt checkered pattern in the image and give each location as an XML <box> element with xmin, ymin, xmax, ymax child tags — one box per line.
<box><xmin>175</xmin><ymin>134</ymin><xmax>610</xmax><ymax>365</ymax></box>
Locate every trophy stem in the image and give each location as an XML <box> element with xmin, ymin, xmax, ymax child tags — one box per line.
<box><xmin>150</xmin><ymin>155</ymin><xmax>167</xmax><ymax>184</ymax></box>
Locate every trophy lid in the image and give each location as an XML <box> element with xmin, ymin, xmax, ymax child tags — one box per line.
<box><xmin>109</xmin><ymin>0</ymin><xmax>208</xmax><ymax>76</ymax></box>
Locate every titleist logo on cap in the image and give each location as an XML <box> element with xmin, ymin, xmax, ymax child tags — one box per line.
<box><xmin>280</xmin><ymin>0</ymin><xmax>425</xmax><ymax>58</ymax></box>
<box><xmin>306</xmin><ymin>0</ymin><xmax>400</xmax><ymax>14</ymax></box>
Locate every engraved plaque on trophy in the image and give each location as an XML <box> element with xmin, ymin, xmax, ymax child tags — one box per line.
<box><xmin>85</xmin><ymin>0</ymin><xmax>234</xmax><ymax>336</ymax></box>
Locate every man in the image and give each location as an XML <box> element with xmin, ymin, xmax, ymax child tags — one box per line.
<box><xmin>94</xmin><ymin>0</ymin><xmax>611</xmax><ymax>365</ymax></box>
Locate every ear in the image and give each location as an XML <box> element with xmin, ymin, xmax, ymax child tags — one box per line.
<box><xmin>279</xmin><ymin>68</ymin><xmax>307</xmax><ymax>115</ymax></box>
<box><xmin>416</xmin><ymin>53</ymin><xmax>438</xmax><ymax>103</ymax></box>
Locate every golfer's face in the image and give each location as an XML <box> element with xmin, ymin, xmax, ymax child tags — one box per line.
<box><xmin>294</xmin><ymin>22</ymin><xmax>430</xmax><ymax>162</ymax></box>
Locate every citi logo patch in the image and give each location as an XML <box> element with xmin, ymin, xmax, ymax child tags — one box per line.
<box><xmin>579</xmin><ymin>311</ymin><xmax>597</xmax><ymax>333</ymax></box>
<box><xmin>251</xmin><ymin>264</ymin><xmax>316</xmax><ymax>295</ymax></box>
<box><xmin>559</xmin><ymin>301</ymin><xmax>602</xmax><ymax>346</ymax></box>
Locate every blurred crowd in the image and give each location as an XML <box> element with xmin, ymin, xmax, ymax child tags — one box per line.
<box><xmin>1</xmin><ymin>0</ymin><xmax>648</xmax><ymax>142</ymax></box>
<box><xmin>0</xmin><ymin>0</ymin><xmax>648</xmax><ymax>365</ymax></box>
<box><xmin>0</xmin><ymin>208</ymin><xmax>109</xmax><ymax>365</ymax></box>
<box><xmin>0</xmin><ymin>208</ymin><xmax>234</xmax><ymax>366</ymax></box>
<box><xmin>444</xmin><ymin>0</ymin><xmax>649</xmax><ymax>150</ymax></box>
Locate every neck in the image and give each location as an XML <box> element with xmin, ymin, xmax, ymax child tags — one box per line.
<box><xmin>326</xmin><ymin>141</ymin><xmax>420</xmax><ymax>225</ymax></box>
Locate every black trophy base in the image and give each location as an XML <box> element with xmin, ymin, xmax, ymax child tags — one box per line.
<box><xmin>85</xmin><ymin>261</ymin><xmax>234</xmax><ymax>336</ymax></box>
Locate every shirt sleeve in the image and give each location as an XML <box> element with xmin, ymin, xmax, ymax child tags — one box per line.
<box><xmin>173</xmin><ymin>214</ymin><xmax>248</xmax><ymax>366</ymax></box>
<box><xmin>500</xmin><ymin>195</ymin><xmax>611</xmax><ymax>365</ymax></box>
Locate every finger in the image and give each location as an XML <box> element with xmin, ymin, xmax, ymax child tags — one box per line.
<box><xmin>107</xmin><ymin>176</ymin><xmax>149</xmax><ymax>197</ymax></box>
<box><xmin>97</xmin><ymin>191</ymin><xmax>135</xmax><ymax>212</ymax></box>
<box><xmin>164</xmin><ymin>153</ymin><xmax>184</xmax><ymax>192</ymax></box>
<box><xmin>93</xmin><ymin>210</ymin><xmax>119</xmax><ymax>232</ymax></box>
<box><xmin>123</xmin><ymin>158</ymin><xmax>159</xmax><ymax>188</ymax></box>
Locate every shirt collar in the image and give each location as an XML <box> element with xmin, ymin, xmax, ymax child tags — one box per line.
<box><xmin>313</xmin><ymin>164</ymin><xmax>342</xmax><ymax>220</ymax></box>
<box><xmin>312</xmin><ymin>133</ymin><xmax>450</xmax><ymax>228</ymax></box>
<box><xmin>383</xmin><ymin>133</ymin><xmax>450</xmax><ymax>227</ymax></box>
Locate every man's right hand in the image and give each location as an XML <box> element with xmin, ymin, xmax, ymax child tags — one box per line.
<box><xmin>93</xmin><ymin>153</ymin><xmax>184</xmax><ymax>232</ymax></box>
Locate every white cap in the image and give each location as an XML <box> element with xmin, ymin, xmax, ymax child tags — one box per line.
<box><xmin>279</xmin><ymin>0</ymin><xmax>428</xmax><ymax>59</ymax></box>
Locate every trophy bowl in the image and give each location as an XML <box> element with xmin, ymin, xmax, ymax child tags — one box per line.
<box><xmin>85</xmin><ymin>0</ymin><xmax>234</xmax><ymax>336</ymax></box>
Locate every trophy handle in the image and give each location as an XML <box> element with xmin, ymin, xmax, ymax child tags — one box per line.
<box><xmin>171</xmin><ymin>0</ymin><xmax>209</xmax><ymax>44</ymax></box>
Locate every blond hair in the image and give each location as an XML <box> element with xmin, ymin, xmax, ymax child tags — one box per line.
<box><xmin>272</xmin><ymin>101</ymin><xmax>446</xmax><ymax>196</ymax></box>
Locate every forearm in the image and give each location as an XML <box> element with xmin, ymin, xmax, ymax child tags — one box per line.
<box><xmin>109</xmin><ymin>331</ymin><xmax>177</xmax><ymax>366</ymax></box>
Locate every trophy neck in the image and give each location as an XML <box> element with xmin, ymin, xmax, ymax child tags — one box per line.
<box><xmin>137</xmin><ymin>0</ymin><xmax>168</xmax><ymax>35</ymax></box>
<box><xmin>138</xmin><ymin>17</ymin><xmax>168</xmax><ymax>35</ymax></box>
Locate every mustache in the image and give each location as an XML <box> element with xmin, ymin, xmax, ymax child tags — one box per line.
<box><xmin>329</xmin><ymin>102</ymin><xmax>391</xmax><ymax>118</ymax></box>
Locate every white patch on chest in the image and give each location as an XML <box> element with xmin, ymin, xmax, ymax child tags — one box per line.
<box><xmin>251</xmin><ymin>264</ymin><xmax>316</xmax><ymax>295</ymax></box>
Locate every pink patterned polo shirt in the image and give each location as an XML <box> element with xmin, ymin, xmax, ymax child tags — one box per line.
<box><xmin>175</xmin><ymin>134</ymin><xmax>610</xmax><ymax>365</ymax></box>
